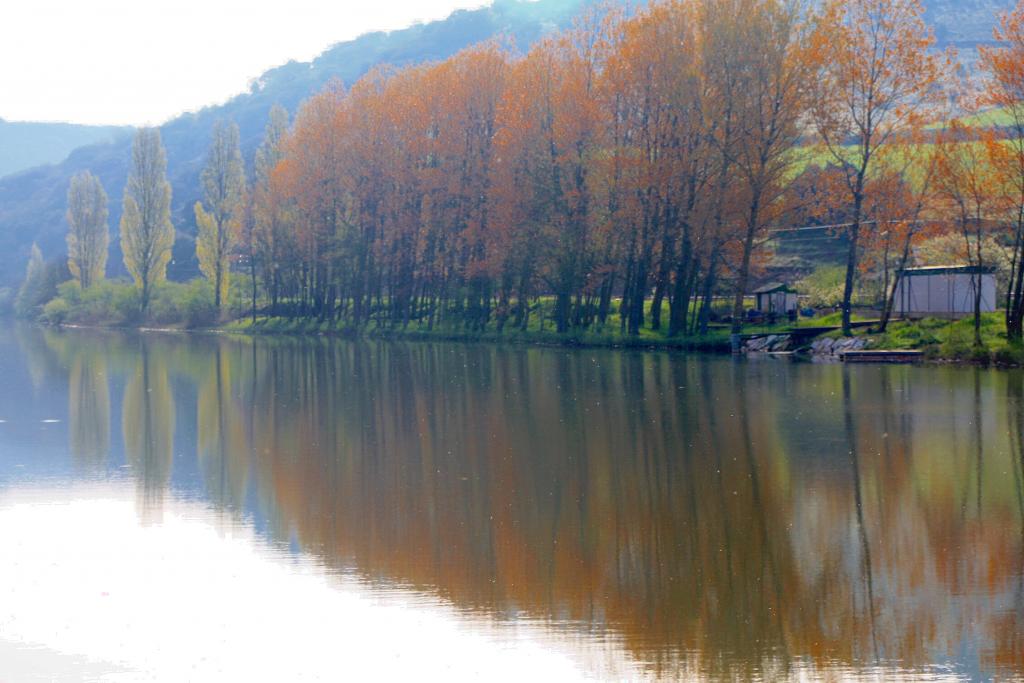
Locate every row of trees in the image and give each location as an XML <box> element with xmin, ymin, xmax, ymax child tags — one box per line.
<box><xmin>243</xmin><ymin>0</ymin><xmax>943</xmax><ymax>338</ymax></box>
<box><xmin>63</xmin><ymin>122</ymin><xmax>245</xmax><ymax>318</ymax></box>
<box><xmin>249</xmin><ymin>0</ymin><xmax>820</xmax><ymax>336</ymax></box>
<box><xmin>51</xmin><ymin>0</ymin><xmax>1024</xmax><ymax>343</ymax></box>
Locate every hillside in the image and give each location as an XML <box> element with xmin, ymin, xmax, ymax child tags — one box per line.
<box><xmin>0</xmin><ymin>119</ymin><xmax>131</xmax><ymax>179</ymax></box>
<box><xmin>0</xmin><ymin>0</ymin><xmax>590</xmax><ymax>285</ymax></box>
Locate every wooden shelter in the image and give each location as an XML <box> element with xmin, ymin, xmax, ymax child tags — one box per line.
<box><xmin>753</xmin><ymin>283</ymin><xmax>799</xmax><ymax>315</ymax></box>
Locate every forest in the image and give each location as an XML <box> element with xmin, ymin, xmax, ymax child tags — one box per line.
<box><xmin>16</xmin><ymin>0</ymin><xmax>1024</xmax><ymax>354</ymax></box>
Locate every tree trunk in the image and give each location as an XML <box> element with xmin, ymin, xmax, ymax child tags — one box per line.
<box><xmin>668</xmin><ymin>240</ymin><xmax>693</xmax><ymax>338</ymax></box>
<box><xmin>250</xmin><ymin>255</ymin><xmax>257</xmax><ymax>325</ymax></box>
<box><xmin>649</xmin><ymin>233</ymin><xmax>675</xmax><ymax>331</ymax></box>
<box><xmin>879</xmin><ymin>233</ymin><xmax>915</xmax><ymax>333</ymax></box>
<box><xmin>841</xmin><ymin>184</ymin><xmax>866</xmax><ymax>337</ymax></box>
<box><xmin>730</xmin><ymin>196</ymin><xmax>762</xmax><ymax>335</ymax></box>
<box><xmin>698</xmin><ymin>247</ymin><xmax>720</xmax><ymax>336</ymax></box>
<box><xmin>1007</xmin><ymin>215</ymin><xmax>1024</xmax><ymax>342</ymax></box>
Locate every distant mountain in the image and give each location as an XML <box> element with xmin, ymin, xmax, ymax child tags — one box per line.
<box><xmin>0</xmin><ymin>0</ymin><xmax>1013</xmax><ymax>287</ymax></box>
<box><xmin>0</xmin><ymin>119</ymin><xmax>131</xmax><ymax>178</ymax></box>
<box><xmin>0</xmin><ymin>0</ymin><xmax>590</xmax><ymax>286</ymax></box>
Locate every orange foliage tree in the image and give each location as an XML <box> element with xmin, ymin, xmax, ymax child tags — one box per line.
<box><xmin>980</xmin><ymin>0</ymin><xmax>1024</xmax><ymax>340</ymax></box>
<box><xmin>809</xmin><ymin>0</ymin><xmax>946</xmax><ymax>335</ymax></box>
<box><xmin>234</xmin><ymin>0</ymin><xmax>979</xmax><ymax>340</ymax></box>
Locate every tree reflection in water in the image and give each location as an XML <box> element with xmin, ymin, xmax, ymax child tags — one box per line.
<box><xmin>20</xmin><ymin>328</ymin><xmax>1024</xmax><ymax>679</ymax></box>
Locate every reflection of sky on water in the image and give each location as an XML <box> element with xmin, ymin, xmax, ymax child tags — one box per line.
<box><xmin>0</xmin><ymin>485</ymin><xmax>648</xmax><ymax>682</ymax></box>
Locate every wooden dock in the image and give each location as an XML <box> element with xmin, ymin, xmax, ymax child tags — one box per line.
<box><xmin>840</xmin><ymin>350</ymin><xmax>924</xmax><ymax>364</ymax></box>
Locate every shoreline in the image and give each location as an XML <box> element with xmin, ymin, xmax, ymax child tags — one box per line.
<box><xmin>45</xmin><ymin>319</ymin><xmax>732</xmax><ymax>354</ymax></box>
<box><xmin>36</xmin><ymin>318</ymin><xmax>1024</xmax><ymax>368</ymax></box>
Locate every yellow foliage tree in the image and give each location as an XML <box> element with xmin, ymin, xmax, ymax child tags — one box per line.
<box><xmin>195</xmin><ymin>120</ymin><xmax>245</xmax><ymax>313</ymax></box>
<box><xmin>120</xmin><ymin>128</ymin><xmax>174</xmax><ymax>316</ymax></box>
<box><xmin>66</xmin><ymin>171</ymin><xmax>109</xmax><ymax>289</ymax></box>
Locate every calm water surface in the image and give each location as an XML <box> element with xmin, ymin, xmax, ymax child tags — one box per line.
<box><xmin>1</xmin><ymin>325</ymin><xmax>1022</xmax><ymax>681</ymax></box>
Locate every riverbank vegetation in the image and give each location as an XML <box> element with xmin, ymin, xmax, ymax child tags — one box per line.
<box><xmin>17</xmin><ymin>0</ymin><xmax>1024</xmax><ymax>363</ymax></box>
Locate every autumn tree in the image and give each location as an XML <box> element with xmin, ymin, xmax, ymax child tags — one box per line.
<box><xmin>695</xmin><ymin>0</ymin><xmax>746</xmax><ymax>337</ymax></box>
<box><xmin>725</xmin><ymin>0</ymin><xmax>812</xmax><ymax>336</ymax></box>
<box><xmin>980</xmin><ymin>0</ymin><xmax>1024</xmax><ymax>340</ymax></box>
<box><xmin>601</xmin><ymin>1</ymin><xmax>698</xmax><ymax>336</ymax></box>
<box><xmin>868</xmin><ymin>143</ymin><xmax>940</xmax><ymax>332</ymax></box>
<box><xmin>933</xmin><ymin>123</ymin><xmax>999</xmax><ymax>347</ymax></box>
<box><xmin>278</xmin><ymin>82</ymin><xmax>347</xmax><ymax>318</ymax></box>
<box><xmin>494</xmin><ymin>29</ymin><xmax>603</xmax><ymax>334</ymax></box>
<box><xmin>810</xmin><ymin>0</ymin><xmax>945</xmax><ymax>335</ymax></box>
<box><xmin>418</xmin><ymin>45</ymin><xmax>507</xmax><ymax>330</ymax></box>
<box><xmin>195</xmin><ymin>120</ymin><xmax>245</xmax><ymax>313</ymax></box>
<box><xmin>65</xmin><ymin>171</ymin><xmax>109</xmax><ymax>289</ymax></box>
<box><xmin>252</xmin><ymin>104</ymin><xmax>291</xmax><ymax>316</ymax></box>
<box><xmin>121</xmin><ymin>128</ymin><xmax>174</xmax><ymax>316</ymax></box>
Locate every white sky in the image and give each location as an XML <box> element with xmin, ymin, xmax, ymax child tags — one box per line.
<box><xmin>0</xmin><ymin>0</ymin><xmax>493</xmax><ymax>127</ymax></box>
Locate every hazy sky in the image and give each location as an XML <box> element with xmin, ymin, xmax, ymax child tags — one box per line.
<box><xmin>0</xmin><ymin>0</ymin><xmax>492</xmax><ymax>127</ymax></box>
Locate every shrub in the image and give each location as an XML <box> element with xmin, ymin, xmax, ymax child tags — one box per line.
<box><xmin>939</xmin><ymin>338</ymin><xmax>972</xmax><ymax>361</ymax></box>
<box><xmin>181</xmin><ymin>280</ymin><xmax>217</xmax><ymax>327</ymax></box>
<box><xmin>113</xmin><ymin>285</ymin><xmax>142</xmax><ymax>322</ymax></box>
<box><xmin>16</xmin><ymin>259</ymin><xmax>69</xmax><ymax>319</ymax></box>
<box><xmin>970</xmin><ymin>345</ymin><xmax>992</xmax><ymax>365</ymax></box>
<box><xmin>797</xmin><ymin>265</ymin><xmax>846</xmax><ymax>308</ymax></box>
<box><xmin>41</xmin><ymin>297</ymin><xmax>71</xmax><ymax>324</ymax></box>
<box><xmin>55</xmin><ymin>280</ymin><xmax>82</xmax><ymax>306</ymax></box>
<box><xmin>993</xmin><ymin>345</ymin><xmax>1024</xmax><ymax>366</ymax></box>
<box><xmin>146</xmin><ymin>283</ymin><xmax>184</xmax><ymax>325</ymax></box>
<box><xmin>78</xmin><ymin>281</ymin><xmax>124</xmax><ymax>321</ymax></box>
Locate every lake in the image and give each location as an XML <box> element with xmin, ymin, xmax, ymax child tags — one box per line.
<box><xmin>0</xmin><ymin>325</ymin><xmax>1021</xmax><ymax>681</ymax></box>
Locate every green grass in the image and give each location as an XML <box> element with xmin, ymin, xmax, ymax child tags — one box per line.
<box><xmin>227</xmin><ymin>294</ymin><xmax>742</xmax><ymax>351</ymax></box>
<box><xmin>225</xmin><ymin>313</ymin><xmax>734</xmax><ymax>353</ymax></box>
<box><xmin>857</xmin><ymin>313</ymin><xmax>1024</xmax><ymax>365</ymax></box>
<box><xmin>930</xmin><ymin>107</ymin><xmax>1017</xmax><ymax>129</ymax></box>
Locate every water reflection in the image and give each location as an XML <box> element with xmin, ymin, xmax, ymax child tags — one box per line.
<box><xmin>47</xmin><ymin>333</ymin><xmax>111</xmax><ymax>472</ymax></box>
<box><xmin>2</xmin><ymin>326</ymin><xmax>1024</xmax><ymax>679</ymax></box>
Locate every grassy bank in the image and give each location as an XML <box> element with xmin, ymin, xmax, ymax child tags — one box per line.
<box><xmin>840</xmin><ymin>313</ymin><xmax>1024</xmax><ymax>365</ymax></box>
<box><xmin>222</xmin><ymin>315</ymin><xmax>733</xmax><ymax>353</ymax></box>
<box><xmin>31</xmin><ymin>277</ymin><xmax>1024</xmax><ymax>364</ymax></box>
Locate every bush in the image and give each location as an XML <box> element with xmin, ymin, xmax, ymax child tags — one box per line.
<box><xmin>797</xmin><ymin>265</ymin><xmax>847</xmax><ymax>308</ymax></box>
<box><xmin>112</xmin><ymin>285</ymin><xmax>140</xmax><ymax>321</ymax></box>
<box><xmin>181</xmin><ymin>280</ymin><xmax>217</xmax><ymax>327</ymax></box>
<box><xmin>41</xmin><ymin>297</ymin><xmax>71</xmax><ymax>324</ymax></box>
<box><xmin>993</xmin><ymin>345</ymin><xmax>1024</xmax><ymax>366</ymax></box>
<box><xmin>16</xmin><ymin>258</ymin><xmax>69</xmax><ymax>319</ymax></box>
<box><xmin>39</xmin><ymin>280</ymin><xmax>141</xmax><ymax>325</ymax></box>
<box><xmin>970</xmin><ymin>345</ymin><xmax>992</xmax><ymax>365</ymax></box>
<box><xmin>939</xmin><ymin>337</ymin><xmax>972</xmax><ymax>361</ymax></box>
<box><xmin>147</xmin><ymin>283</ymin><xmax>184</xmax><ymax>325</ymax></box>
<box><xmin>20</xmin><ymin>273</ymin><xmax>234</xmax><ymax>328</ymax></box>
<box><xmin>55</xmin><ymin>280</ymin><xmax>82</xmax><ymax>306</ymax></box>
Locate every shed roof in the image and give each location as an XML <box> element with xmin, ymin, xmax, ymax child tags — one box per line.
<box><xmin>898</xmin><ymin>265</ymin><xmax>997</xmax><ymax>277</ymax></box>
<box><xmin>752</xmin><ymin>283</ymin><xmax>797</xmax><ymax>295</ymax></box>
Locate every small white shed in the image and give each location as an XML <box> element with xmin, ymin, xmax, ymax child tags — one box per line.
<box><xmin>753</xmin><ymin>283</ymin><xmax>799</xmax><ymax>314</ymax></box>
<box><xmin>893</xmin><ymin>265</ymin><xmax>997</xmax><ymax>318</ymax></box>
